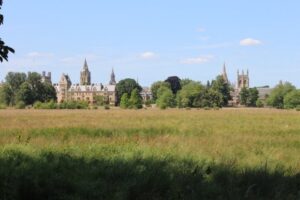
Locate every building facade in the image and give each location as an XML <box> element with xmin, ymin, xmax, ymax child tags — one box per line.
<box><xmin>54</xmin><ymin>60</ymin><xmax>117</xmax><ymax>105</ymax></box>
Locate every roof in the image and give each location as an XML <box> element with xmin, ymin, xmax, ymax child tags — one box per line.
<box><xmin>55</xmin><ymin>84</ymin><xmax>115</xmax><ymax>92</ymax></box>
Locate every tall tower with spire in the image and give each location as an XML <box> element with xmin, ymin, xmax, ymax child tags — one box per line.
<box><xmin>80</xmin><ymin>59</ymin><xmax>91</xmax><ymax>85</ymax></box>
<box><xmin>109</xmin><ymin>68</ymin><xmax>116</xmax><ymax>85</ymax></box>
<box><xmin>222</xmin><ymin>62</ymin><xmax>229</xmax><ymax>83</ymax></box>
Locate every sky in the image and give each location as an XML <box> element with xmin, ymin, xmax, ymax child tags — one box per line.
<box><xmin>1</xmin><ymin>0</ymin><xmax>300</xmax><ymax>87</ymax></box>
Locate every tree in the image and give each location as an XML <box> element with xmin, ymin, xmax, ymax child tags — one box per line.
<box><xmin>156</xmin><ymin>87</ymin><xmax>175</xmax><ymax>109</ymax></box>
<box><xmin>2</xmin><ymin>72</ymin><xmax>27</xmax><ymax>105</ymax></box>
<box><xmin>248</xmin><ymin>88</ymin><xmax>259</xmax><ymax>107</ymax></box>
<box><xmin>16</xmin><ymin>82</ymin><xmax>34</xmax><ymax>105</ymax></box>
<box><xmin>267</xmin><ymin>81</ymin><xmax>296</xmax><ymax>109</ymax></box>
<box><xmin>176</xmin><ymin>82</ymin><xmax>203</xmax><ymax>108</ymax></box>
<box><xmin>239</xmin><ymin>87</ymin><xmax>259</xmax><ymax>107</ymax></box>
<box><xmin>0</xmin><ymin>0</ymin><xmax>15</xmax><ymax>62</ymax></box>
<box><xmin>150</xmin><ymin>81</ymin><xmax>170</xmax><ymax>101</ymax></box>
<box><xmin>211</xmin><ymin>75</ymin><xmax>231</xmax><ymax>106</ymax></box>
<box><xmin>165</xmin><ymin>76</ymin><xmax>181</xmax><ymax>94</ymax></box>
<box><xmin>284</xmin><ymin>90</ymin><xmax>300</xmax><ymax>109</ymax></box>
<box><xmin>129</xmin><ymin>88</ymin><xmax>143</xmax><ymax>109</ymax></box>
<box><xmin>193</xmin><ymin>89</ymin><xmax>223</xmax><ymax>108</ymax></box>
<box><xmin>39</xmin><ymin>82</ymin><xmax>57</xmax><ymax>103</ymax></box>
<box><xmin>239</xmin><ymin>87</ymin><xmax>249</xmax><ymax>106</ymax></box>
<box><xmin>116</xmin><ymin>78</ymin><xmax>142</xmax><ymax>105</ymax></box>
<box><xmin>120</xmin><ymin>93</ymin><xmax>130</xmax><ymax>109</ymax></box>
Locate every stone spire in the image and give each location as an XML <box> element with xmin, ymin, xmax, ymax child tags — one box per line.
<box><xmin>80</xmin><ymin>59</ymin><xmax>91</xmax><ymax>85</ymax></box>
<box><xmin>222</xmin><ymin>62</ymin><xmax>229</xmax><ymax>83</ymax></box>
<box><xmin>109</xmin><ymin>68</ymin><xmax>116</xmax><ymax>85</ymax></box>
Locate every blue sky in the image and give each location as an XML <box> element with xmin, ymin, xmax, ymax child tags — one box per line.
<box><xmin>1</xmin><ymin>0</ymin><xmax>300</xmax><ymax>87</ymax></box>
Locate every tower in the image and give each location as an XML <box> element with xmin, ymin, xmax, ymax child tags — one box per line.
<box><xmin>58</xmin><ymin>73</ymin><xmax>72</xmax><ymax>102</ymax></box>
<box><xmin>222</xmin><ymin>63</ymin><xmax>229</xmax><ymax>83</ymax></box>
<box><xmin>109</xmin><ymin>68</ymin><xmax>116</xmax><ymax>85</ymax></box>
<box><xmin>80</xmin><ymin>59</ymin><xmax>91</xmax><ymax>85</ymax></box>
<box><xmin>236</xmin><ymin>69</ymin><xmax>249</xmax><ymax>90</ymax></box>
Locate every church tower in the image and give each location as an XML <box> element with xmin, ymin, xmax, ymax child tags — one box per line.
<box><xmin>109</xmin><ymin>68</ymin><xmax>116</xmax><ymax>85</ymax></box>
<box><xmin>236</xmin><ymin>69</ymin><xmax>249</xmax><ymax>90</ymax></box>
<box><xmin>80</xmin><ymin>59</ymin><xmax>91</xmax><ymax>85</ymax></box>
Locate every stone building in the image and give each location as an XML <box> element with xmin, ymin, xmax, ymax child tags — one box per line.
<box><xmin>41</xmin><ymin>71</ymin><xmax>52</xmax><ymax>84</ymax></box>
<box><xmin>54</xmin><ymin>60</ymin><xmax>117</xmax><ymax>105</ymax></box>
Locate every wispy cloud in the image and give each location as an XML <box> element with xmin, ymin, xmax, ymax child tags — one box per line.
<box><xmin>240</xmin><ymin>38</ymin><xmax>262</xmax><ymax>46</ymax></box>
<box><xmin>181</xmin><ymin>55</ymin><xmax>214</xmax><ymax>65</ymax></box>
<box><xmin>139</xmin><ymin>51</ymin><xmax>157</xmax><ymax>60</ymax></box>
<box><xmin>27</xmin><ymin>52</ymin><xmax>54</xmax><ymax>58</ymax></box>
<box><xmin>196</xmin><ymin>27</ymin><xmax>206</xmax><ymax>32</ymax></box>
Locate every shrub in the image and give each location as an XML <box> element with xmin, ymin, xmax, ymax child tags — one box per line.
<box><xmin>104</xmin><ymin>105</ymin><xmax>110</xmax><ymax>110</ymax></box>
<box><xmin>0</xmin><ymin>104</ymin><xmax>6</xmax><ymax>109</ymax></box>
<box><xmin>15</xmin><ymin>101</ymin><xmax>26</xmax><ymax>109</ymax></box>
<box><xmin>256</xmin><ymin>99</ymin><xmax>264</xmax><ymax>108</ymax></box>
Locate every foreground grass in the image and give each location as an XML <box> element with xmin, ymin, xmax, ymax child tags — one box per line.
<box><xmin>0</xmin><ymin>108</ymin><xmax>300</xmax><ymax>199</ymax></box>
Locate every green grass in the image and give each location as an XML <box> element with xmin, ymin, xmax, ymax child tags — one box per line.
<box><xmin>0</xmin><ymin>108</ymin><xmax>300</xmax><ymax>199</ymax></box>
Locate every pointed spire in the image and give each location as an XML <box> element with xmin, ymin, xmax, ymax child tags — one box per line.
<box><xmin>222</xmin><ymin>62</ymin><xmax>229</xmax><ymax>83</ymax></box>
<box><xmin>109</xmin><ymin>67</ymin><xmax>116</xmax><ymax>85</ymax></box>
<box><xmin>83</xmin><ymin>58</ymin><xmax>88</xmax><ymax>70</ymax></box>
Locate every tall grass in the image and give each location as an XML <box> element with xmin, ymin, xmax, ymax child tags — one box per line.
<box><xmin>0</xmin><ymin>108</ymin><xmax>300</xmax><ymax>199</ymax></box>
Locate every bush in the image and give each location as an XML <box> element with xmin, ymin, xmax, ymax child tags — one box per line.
<box><xmin>256</xmin><ymin>99</ymin><xmax>264</xmax><ymax>108</ymax></box>
<box><xmin>15</xmin><ymin>101</ymin><xmax>26</xmax><ymax>109</ymax></box>
<box><xmin>104</xmin><ymin>105</ymin><xmax>110</xmax><ymax>110</ymax></box>
<box><xmin>0</xmin><ymin>104</ymin><xmax>6</xmax><ymax>109</ymax></box>
<box><xmin>296</xmin><ymin>106</ymin><xmax>300</xmax><ymax>111</ymax></box>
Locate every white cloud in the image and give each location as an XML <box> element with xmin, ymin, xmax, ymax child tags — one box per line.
<box><xmin>240</xmin><ymin>38</ymin><xmax>262</xmax><ymax>46</ymax></box>
<box><xmin>140</xmin><ymin>51</ymin><xmax>157</xmax><ymax>60</ymax></box>
<box><xmin>181</xmin><ymin>55</ymin><xmax>214</xmax><ymax>64</ymax></box>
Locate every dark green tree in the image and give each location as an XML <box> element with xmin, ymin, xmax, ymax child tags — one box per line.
<box><xmin>39</xmin><ymin>82</ymin><xmax>57</xmax><ymax>103</ymax></box>
<box><xmin>129</xmin><ymin>88</ymin><xmax>143</xmax><ymax>109</ymax></box>
<box><xmin>0</xmin><ymin>0</ymin><xmax>15</xmax><ymax>62</ymax></box>
<box><xmin>284</xmin><ymin>90</ymin><xmax>300</xmax><ymax>109</ymax></box>
<box><xmin>150</xmin><ymin>81</ymin><xmax>170</xmax><ymax>101</ymax></box>
<box><xmin>239</xmin><ymin>87</ymin><xmax>249</xmax><ymax>106</ymax></box>
<box><xmin>193</xmin><ymin>89</ymin><xmax>223</xmax><ymax>108</ymax></box>
<box><xmin>116</xmin><ymin>78</ymin><xmax>142</xmax><ymax>105</ymax></box>
<box><xmin>248</xmin><ymin>88</ymin><xmax>259</xmax><ymax>107</ymax></box>
<box><xmin>16</xmin><ymin>82</ymin><xmax>35</xmax><ymax>105</ymax></box>
<box><xmin>2</xmin><ymin>72</ymin><xmax>27</xmax><ymax>105</ymax></box>
<box><xmin>165</xmin><ymin>76</ymin><xmax>181</xmax><ymax>94</ymax></box>
<box><xmin>211</xmin><ymin>75</ymin><xmax>231</xmax><ymax>106</ymax></box>
<box><xmin>267</xmin><ymin>81</ymin><xmax>296</xmax><ymax>109</ymax></box>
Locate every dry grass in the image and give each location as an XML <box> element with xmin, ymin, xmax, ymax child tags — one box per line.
<box><xmin>0</xmin><ymin>108</ymin><xmax>300</xmax><ymax>172</ymax></box>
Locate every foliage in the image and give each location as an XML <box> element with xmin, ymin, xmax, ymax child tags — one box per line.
<box><xmin>116</xmin><ymin>78</ymin><xmax>142</xmax><ymax>105</ymax></box>
<box><xmin>211</xmin><ymin>75</ymin><xmax>231</xmax><ymax>106</ymax></box>
<box><xmin>283</xmin><ymin>90</ymin><xmax>300</xmax><ymax>109</ymax></box>
<box><xmin>239</xmin><ymin>87</ymin><xmax>259</xmax><ymax>107</ymax></box>
<box><xmin>94</xmin><ymin>95</ymin><xmax>108</xmax><ymax>106</ymax></box>
<box><xmin>267</xmin><ymin>81</ymin><xmax>296</xmax><ymax>109</ymax></box>
<box><xmin>156</xmin><ymin>86</ymin><xmax>175</xmax><ymax>109</ymax></box>
<box><xmin>256</xmin><ymin>99</ymin><xmax>264</xmax><ymax>108</ymax></box>
<box><xmin>150</xmin><ymin>81</ymin><xmax>170</xmax><ymax>101</ymax></box>
<box><xmin>1</xmin><ymin>72</ymin><xmax>56</xmax><ymax>106</ymax></box>
<box><xmin>165</xmin><ymin>76</ymin><xmax>181</xmax><ymax>94</ymax></box>
<box><xmin>0</xmin><ymin>0</ymin><xmax>15</xmax><ymax>62</ymax></box>
<box><xmin>194</xmin><ymin>89</ymin><xmax>223</xmax><ymax>108</ymax></box>
<box><xmin>120</xmin><ymin>93</ymin><xmax>130</xmax><ymax>109</ymax></box>
<box><xmin>129</xmin><ymin>88</ymin><xmax>143</xmax><ymax>109</ymax></box>
<box><xmin>176</xmin><ymin>82</ymin><xmax>203</xmax><ymax>108</ymax></box>
<box><xmin>15</xmin><ymin>101</ymin><xmax>26</xmax><ymax>109</ymax></box>
<box><xmin>34</xmin><ymin>100</ymin><xmax>89</xmax><ymax>109</ymax></box>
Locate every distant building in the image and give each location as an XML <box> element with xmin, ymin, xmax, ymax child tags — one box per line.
<box><xmin>41</xmin><ymin>71</ymin><xmax>52</xmax><ymax>84</ymax></box>
<box><xmin>222</xmin><ymin>64</ymin><xmax>271</xmax><ymax>106</ymax></box>
<box><xmin>54</xmin><ymin>60</ymin><xmax>117</xmax><ymax>105</ymax></box>
<box><xmin>140</xmin><ymin>87</ymin><xmax>152</xmax><ymax>102</ymax></box>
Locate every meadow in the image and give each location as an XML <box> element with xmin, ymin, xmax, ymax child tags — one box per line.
<box><xmin>0</xmin><ymin>108</ymin><xmax>300</xmax><ymax>199</ymax></box>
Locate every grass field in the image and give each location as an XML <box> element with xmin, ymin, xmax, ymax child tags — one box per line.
<box><xmin>0</xmin><ymin>108</ymin><xmax>300</xmax><ymax>199</ymax></box>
